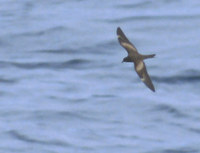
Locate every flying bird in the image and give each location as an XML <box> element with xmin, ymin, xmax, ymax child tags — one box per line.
<box><xmin>117</xmin><ymin>27</ymin><xmax>155</xmax><ymax>92</ymax></box>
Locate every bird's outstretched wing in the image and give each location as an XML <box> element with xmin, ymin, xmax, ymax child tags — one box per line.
<box><xmin>117</xmin><ymin>27</ymin><xmax>138</xmax><ymax>56</ymax></box>
<box><xmin>135</xmin><ymin>61</ymin><xmax>155</xmax><ymax>92</ymax></box>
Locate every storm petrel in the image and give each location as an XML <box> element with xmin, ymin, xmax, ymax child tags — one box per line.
<box><xmin>117</xmin><ymin>27</ymin><xmax>155</xmax><ymax>92</ymax></box>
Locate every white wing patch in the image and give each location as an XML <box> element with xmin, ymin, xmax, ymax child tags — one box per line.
<box><xmin>122</xmin><ymin>43</ymin><xmax>133</xmax><ymax>49</ymax></box>
<box><xmin>140</xmin><ymin>73</ymin><xmax>145</xmax><ymax>82</ymax></box>
<box><xmin>136</xmin><ymin>61</ymin><xmax>144</xmax><ymax>72</ymax></box>
<box><xmin>141</xmin><ymin>78</ymin><xmax>145</xmax><ymax>82</ymax></box>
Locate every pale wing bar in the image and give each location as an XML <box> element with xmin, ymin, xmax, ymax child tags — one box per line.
<box><xmin>135</xmin><ymin>62</ymin><xmax>155</xmax><ymax>92</ymax></box>
<box><xmin>117</xmin><ymin>27</ymin><xmax>138</xmax><ymax>53</ymax></box>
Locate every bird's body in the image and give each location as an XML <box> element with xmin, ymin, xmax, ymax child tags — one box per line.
<box><xmin>117</xmin><ymin>27</ymin><xmax>155</xmax><ymax>92</ymax></box>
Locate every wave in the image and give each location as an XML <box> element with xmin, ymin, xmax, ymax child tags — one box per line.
<box><xmin>161</xmin><ymin>148</ymin><xmax>198</xmax><ymax>153</ymax></box>
<box><xmin>0</xmin><ymin>59</ymin><xmax>91</xmax><ymax>70</ymax></box>
<box><xmin>105</xmin><ymin>15</ymin><xmax>200</xmax><ymax>23</ymax></box>
<box><xmin>188</xmin><ymin>127</ymin><xmax>200</xmax><ymax>134</ymax></box>
<box><xmin>0</xmin><ymin>78</ymin><xmax>18</xmax><ymax>84</ymax></box>
<box><xmin>116</xmin><ymin>1</ymin><xmax>152</xmax><ymax>9</ymax></box>
<box><xmin>12</xmin><ymin>26</ymin><xmax>67</xmax><ymax>37</ymax></box>
<box><xmin>8</xmin><ymin>130</ymin><xmax>69</xmax><ymax>146</ymax></box>
<box><xmin>152</xmin><ymin>75</ymin><xmax>200</xmax><ymax>84</ymax></box>
<box><xmin>34</xmin><ymin>48</ymin><xmax>77</xmax><ymax>54</ymax></box>
<box><xmin>151</xmin><ymin>104</ymin><xmax>186</xmax><ymax>118</ymax></box>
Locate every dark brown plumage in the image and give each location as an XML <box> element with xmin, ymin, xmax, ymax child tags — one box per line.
<box><xmin>117</xmin><ymin>27</ymin><xmax>155</xmax><ymax>92</ymax></box>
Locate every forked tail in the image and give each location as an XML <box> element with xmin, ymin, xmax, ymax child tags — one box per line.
<box><xmin>142</xmin><ymin>54</ymin><xmax>156</xmax><ymax>60</ymax></box>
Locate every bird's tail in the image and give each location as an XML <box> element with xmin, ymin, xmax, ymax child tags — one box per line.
<box><xmin>142</xmin><ymin>54</ymin><xmax>156</xmax><ymax>60</ymax></box>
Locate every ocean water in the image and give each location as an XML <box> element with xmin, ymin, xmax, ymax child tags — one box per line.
<box><xmin>0</xmin><ymin>0</ymin><xmax>200</xmax><ymax>153</ymax></box>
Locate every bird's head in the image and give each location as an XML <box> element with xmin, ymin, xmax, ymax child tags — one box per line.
<box><xmin>122</xmin><ymin>56</ymin><xmax>131</xmax><ymax>63</ymax></box>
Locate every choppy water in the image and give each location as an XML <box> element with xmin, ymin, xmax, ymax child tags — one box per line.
<box><xmin>1</xmin><ymin>0</ymin><xmax>200</xmax><ymax>153</ymax></box>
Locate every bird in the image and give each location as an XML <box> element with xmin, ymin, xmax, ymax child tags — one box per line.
<box><xmin>117</xmin><ymin>27</ymin><xmax>155</xmax><ymax>92</ymax></box>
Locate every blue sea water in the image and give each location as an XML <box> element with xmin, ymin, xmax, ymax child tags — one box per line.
<box><xmin>0</xmin><ymin>0</ymin><xmax>200</xmax><ymax>153</ymax></box>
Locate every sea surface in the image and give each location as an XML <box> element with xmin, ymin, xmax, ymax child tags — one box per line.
<box><xmin>0</xmin><ymin>0</ymin><xmax>200</xmax><ymax>153</ymax></box>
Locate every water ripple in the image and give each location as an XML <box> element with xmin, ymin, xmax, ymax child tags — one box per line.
<box><xmin>151</xmin><ymin>104</ymin><xmax>186</xmax><ymax>118</ymax></box>
<box><xmin>0</xmin><ymin>78</ymin><xmax>18</xmax><ymax>84</ymax></box>
<box><xmin>13</xmin><ymin>26</ymin><xmax>67</xmax><ymax>37</ymax></box>
<box><xmin>152</xmin><ymin>75</ymin><xmax>200</xmax><ymax>84</ymax></box>
<box><xmin>187</xmin><ymin>127</ymin><xmax>200</xmax><ymax>134</ymax></box>
<box><xmin>0</xmin><ymin>59</ymin><xmax>92</xmax><ymax>70</ymax></box>
<box><xmin>31</xmin><ymin>110</ymin><xmax>98</xmax><ymax>122</ymax></box>
<box><xmin>116</xmin><ymin>1</ymin><xmax>152</xmax><ymax>9</ymax></box>
<box><xmin>8</xmin><ymin>130</ymin><xmax>69</xmax><ymax>146</ymax></box>
<box><xmin>34</xmin><ymin>48</ymin><xmax>77</xmax><ymax>54</ymax></box>
<box><xmin>106</xmin><ymin>15</ymin><xmax>200</xmax><ymax>23</ymax></box>
<box><xmin>161</xmin><ymin>148</ymin><xmax>199</xmax><ymax>153</ymax></box>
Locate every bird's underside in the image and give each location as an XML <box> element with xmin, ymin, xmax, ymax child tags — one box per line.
<box><xmin>117</xmin><ymin>27</ymin><xmax>155</xmax><ymax>92</ymax></box>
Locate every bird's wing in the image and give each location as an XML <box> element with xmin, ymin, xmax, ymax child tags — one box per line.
<box><xmin>117</xmin><ymin>27</ymin><xmax>138</xmax><ymax>56</ymax></box>
<box><xmin>135</xmin><ymin>61</ymin><xmax>155</xmax><ymax>92</ymax></box>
